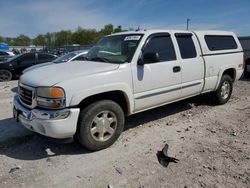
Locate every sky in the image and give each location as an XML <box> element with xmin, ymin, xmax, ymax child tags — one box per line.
<box><xmin>0</xmin><ymin>0</ymin><xmax>249</xmax><ymax>38</ymax></box>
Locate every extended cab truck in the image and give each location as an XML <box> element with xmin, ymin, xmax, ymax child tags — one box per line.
<box><xmin>13</xmin><ymin>30</ymin><xmax>244</xmax><ymax>151</ymax></box>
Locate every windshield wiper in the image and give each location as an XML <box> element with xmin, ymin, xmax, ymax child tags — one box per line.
<box><xmin>89</xmin><ymin>57</ymin><xmax>111</xmax><ymax>63</ymax></box>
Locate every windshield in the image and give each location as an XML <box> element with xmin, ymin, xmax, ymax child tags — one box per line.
<box><xmin>53</xmin><ymin>52</ymin><xmax>78</xmax><ymax>63</ymax></box>
<box><xmin>85</xmin><ymin>34</ymin><xmax>143</xmax><ymax>63</ymax></box>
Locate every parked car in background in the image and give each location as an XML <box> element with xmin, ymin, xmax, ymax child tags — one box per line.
<box><xmin>0</xmin><ymin>50</ymin><xmax>15</xmax><ymax>62</ymax></box>
<box><xmin>54</xmin><ymin>50</ymin><xmax>88</xmax><ymax>62</ymax></box>
<box><xmin>23</xmin><ymin>50</ymin><xmax>88</xmax><ymax>73</ymax></box>
<box><xmin>244</xmin><ymin>58</ymin><xmax>250</xmax><ymax>77</ymax></box>
<box><xmin>238</xmin><ymin>36</ymin><xmax>250</xmax><ymax>78</ymax></box>
<box><xmin>0</xmin><ymin>52</ymin><xmax>56</xmax><ymax>81</ymax></box>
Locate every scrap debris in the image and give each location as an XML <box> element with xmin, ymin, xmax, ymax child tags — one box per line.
<box><xmin>157</xmin><ymin>144</ymin><xmax>179</xmax><ymax>167</ymax></box>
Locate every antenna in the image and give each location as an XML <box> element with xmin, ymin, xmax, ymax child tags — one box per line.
<box><xmin>136</xmin><ymin>25</ymin><xmax>140</xmax><ymax>31</ymax></box>
<box><xmin>186</xmin><ymin>18</ymin><xmax>191</xmax><ymax>30</ymax></box>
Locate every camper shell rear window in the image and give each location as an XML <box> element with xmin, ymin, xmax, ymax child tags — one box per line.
<box><xmin>205</xmin><ymin>35</ymin><xmax>237</xmax><ymax>51</ymax></box>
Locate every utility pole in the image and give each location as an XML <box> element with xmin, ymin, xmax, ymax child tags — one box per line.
<box><xmin>186</xmin><ymin>18</ymin><xmax>191</xmax><ymax>30</ymax></box>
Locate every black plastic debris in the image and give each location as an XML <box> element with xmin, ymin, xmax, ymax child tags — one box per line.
<box><xmin>157</xmin><ymin>144</ymin><xmax>179</xmax><ymax>167</ymax></box>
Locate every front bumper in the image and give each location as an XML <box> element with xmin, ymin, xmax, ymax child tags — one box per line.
<box><xmin>13</xmin><ymin>95</ymin><xmax>80</xmax><ymax>139</ymax></box>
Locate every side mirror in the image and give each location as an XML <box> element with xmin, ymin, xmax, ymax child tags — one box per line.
<box><xmin>138</xmin><ymin>52</ymin><xmax>160</xmax><ymax>65</ymax></box>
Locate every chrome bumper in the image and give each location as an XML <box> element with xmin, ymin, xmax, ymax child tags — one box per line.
<box><xmin>13</xmin><ymin>95</ymin><xmax>70</xmax><ymax>120</ymax></box>
<box><xmin>13</xmin><ymin>94</ymin><xmax>80</xmax><ymax>139</ymax></box>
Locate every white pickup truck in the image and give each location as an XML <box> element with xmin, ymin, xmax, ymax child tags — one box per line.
<box><xmin>13</xmin><ymin>30</ymin><xmax>244</xmax><ymax>150</ymax></box>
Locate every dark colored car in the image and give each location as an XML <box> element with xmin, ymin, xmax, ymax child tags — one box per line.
<box><xmin>244</xmin><ymin>58</ymin><xmax>250</xmax><ymax>78</ymax></box>
<box><xmin>0</xmin><ymin>50</ymin><xmax>15</xmax><ymax>62</ymax></box>
<box><xmin>0</xmin><ymin>52</ymin><xmax>57</xmax><ymax>81</ymax></box>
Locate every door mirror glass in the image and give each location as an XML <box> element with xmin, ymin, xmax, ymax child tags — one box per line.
<box><xmin>143</xmin><ymin>52</ymin><xmax>160</xmax><ymax>64</ymax></box>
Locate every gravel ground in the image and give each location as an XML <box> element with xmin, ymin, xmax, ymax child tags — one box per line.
<box><xmin>0</xmin><ymin>79</ymin><xmax>249</xmax><ymax>188</ymax></box>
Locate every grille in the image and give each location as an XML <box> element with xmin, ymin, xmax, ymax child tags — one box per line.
<box><xmin>19</xmin><ymin>86</ymin><xmax>33</xmax><ymax>106</ymax></box>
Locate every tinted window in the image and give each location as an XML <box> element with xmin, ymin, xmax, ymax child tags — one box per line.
<box><xmin>53</xmin><ymin>52</ymin><xmax>77</xmax><ymax>63</ymax></box>
<box><xmin>38</xmin><ymin>54</ymin><xmax>54</xmax><ymax>61</ymax></box>
<box><xmin>205</xmin><ymin>35</ymin><xmax>237</xmax><ymax>51</ymax></box>
<box><xmin>0</xmin><ymin>51</ymin><xmax>8</xmax><ymax>56</ymax></box>
<box><xmin>175</xmin><ymin>34</ymin><xmax>197</xmax><ymax>59</ymax></box>
<box><xmin>19</xmin><ymin>53</ymin><xmax>35</xmax><ymax>61</ymax></box>
<box><xmin>74</xmin><ymin>55</ymin><xmax>85</xmax><ymax>61</ymax></box>
<box><xmin>143</xmin><ymin>35</ymin><xmax>176</xmax><ymax>62</ymax></box>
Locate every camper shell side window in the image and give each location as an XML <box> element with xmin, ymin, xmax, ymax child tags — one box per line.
<box><xmin>205</xmin><ymin>35</ymin><xmax>238</xmax><ymax>51</ymax></box>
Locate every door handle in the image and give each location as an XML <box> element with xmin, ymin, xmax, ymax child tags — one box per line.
<box><xmin>173</xmin><ymin>66</ymin><xmax>181</xmax><ymax>73</ymax></box>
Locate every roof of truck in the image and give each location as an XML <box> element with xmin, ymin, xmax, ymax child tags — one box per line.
<box><xmin>109</xmin><ymin>29</ymin><xmax>236</xmax><ymax>36</ymax></box>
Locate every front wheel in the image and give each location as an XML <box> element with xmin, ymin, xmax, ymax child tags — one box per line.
<box><xmin>212</xmin><ymin>75</ymin><xmax>233</xmax><ymax>105</ymax></box>
<box><xmin>76</xmin><ymin>100</ymin><xmax>125</xmax><ymax>151</ymax></box>
<box><xmin>0</xmin><ymin>69</ymin><xmax>12</xmax><ymax>82</ymax></box>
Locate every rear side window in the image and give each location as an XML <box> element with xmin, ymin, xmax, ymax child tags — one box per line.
<box><xmin>175</xmin><ymin>34</ymin><xmax>197</xmax><ymax>59</ymax></box>
<box><xmin>19</xmin><ymin>53</ymin><xmax>35</xmax><ymax>61</ymax></box>
<box><xmin>205</xmin><ymin>35</ymin><xmax>237</xmax><ymax>51</ymax></box>
<box><xmin>38</xmin><ymin>54</ymin><xmax>55</xmax><ymax>61</ymax></box>
<box><xmin>143</xmin><ymin>35</ymin><xmax>176</xmax><ymax>62</ymax></box>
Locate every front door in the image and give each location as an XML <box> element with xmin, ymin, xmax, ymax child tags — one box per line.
<box><xmin>15</xmin><ymin>53</ymin><xmax>36</xmax><ymax>75</ymax></box>
<box><xmin>132</xmin><ymin>33</ymin><xmax>182</xmax><ymax>112</ymax></box>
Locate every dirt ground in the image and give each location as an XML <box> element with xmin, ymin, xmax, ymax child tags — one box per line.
<box><xmin>0</xmin><ymin>79</ymin><xmax>249</xmax><ymax>188</ymax></box>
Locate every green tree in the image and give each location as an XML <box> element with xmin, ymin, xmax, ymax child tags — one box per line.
<box><xmin>55</xmin><ymin>30</ymin><xmax>72</xmax><ymax>47</ymax></box>
<box><xmin>6</xmin><ymin>24</ymin><xmax>128</xmax><ymax>48</ymax></box>
<box><xmin>72</xmin><ymin>26</ymin><xmax>83</xmax><ymax>44</ymax></box>
<box><xmin>100</xmin><ymin>24</ymin><xmax>114</xmax><ymax>36</ymax></box>
<box><xmin>44</xmin><ymin>32</ymin><xmax>52</xmax><ymax>48</ymax></box>
<box><xmin>33</xmin><ymin>34</ymin><xmax>46</xmax><ymax>46</ymax></box>
<box><xmin>5</xmin><ymin>38</ymin><xmax>15</xmax><ymax>46</ymax></box>
<box><xmin>14</xmin><ymin>34</ymin><xmax>31</xmax><ymax>46</ymax></box>
<box><xmin>72</xmin><ymin>27</ymin><xmax>98</xmax><ymax>45</ymax></box>
<box><xmin>113</xmin><ymin>25</ymin><xmax>123</xmax><ymax>33</ymax></box>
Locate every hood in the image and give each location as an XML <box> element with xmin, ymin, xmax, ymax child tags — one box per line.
<box><xmin>23</xmin><ymin>62</ymin><xmax>53</xmax><ymax>73</ymax></box>
<box><xmin>20</xmin><ymin>61</ymin><xmax>119</xmax><ymax>87</ymax></box>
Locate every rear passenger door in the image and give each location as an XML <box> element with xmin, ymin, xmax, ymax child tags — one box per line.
<box><xmin>174</xmin><ymin>33</ymin><xmax>204</xmax><ymax>97</ymax></box>
<box><xmin>133</xmin><ymin>33</ymin><xmax>182</xmax><ymax>111</ymax></box>
<box><xmin>37</xmin><ymin>53</ymin><xmax>56</xmax><ymax>64</ymax></box>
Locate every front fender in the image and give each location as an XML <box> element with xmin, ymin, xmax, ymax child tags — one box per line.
<box><xmin>69</xmin><ymin>83</ymin><xmax>134</xmax><ymax>114</ymax></box>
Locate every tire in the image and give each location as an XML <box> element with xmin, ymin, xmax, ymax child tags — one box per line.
<box><xmin>212</xmin><ymin>75</ymin><xmax>233</xmax><ymax>105</ymax></box>
<box><xmin>76</xmin><ymin>100</ymin><xmax>125</xmax><ymax>151</ymax></box>
<box><xmin>0</xmin><ymin>69</ymin><xmax>12</xmax><ymax>82</ymax></box>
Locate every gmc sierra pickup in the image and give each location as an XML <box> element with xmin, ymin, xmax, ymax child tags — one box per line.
<box><xmin>13</xmin><ymin>30</ymin><xmax>244</xmax><ymax>150</ymax></box>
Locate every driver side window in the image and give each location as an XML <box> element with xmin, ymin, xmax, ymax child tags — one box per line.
<box><xmin>143</xmin><ymin>35</ymin><xmax>176</xmax><ymax>62</ymax></box>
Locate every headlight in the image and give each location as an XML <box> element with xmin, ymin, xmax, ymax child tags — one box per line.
<box><xmin>36</xmin><ymin>87</ymin><xmax>66</xmax><ymax>109</ymax></box>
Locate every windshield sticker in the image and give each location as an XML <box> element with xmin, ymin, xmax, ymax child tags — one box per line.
<box><xmin>124</xmin><ymin>35</ymin><xmax>141</xmax><ymax>41</ymax></box>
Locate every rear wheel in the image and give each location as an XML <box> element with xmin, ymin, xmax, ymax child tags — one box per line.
<box><xmin>0</xmin><ymin>69</ymin><xmax>12</xmax><ymax>82</ymax></box>
<box><xmin>212</xmin><ymin>75</ymin><xmax>233</xmax><ymax>105</ymax></box>
<box><xmin>77</xmin><ymin>100</ymin><xmax>125</xmax><ymax>151</ymax></box>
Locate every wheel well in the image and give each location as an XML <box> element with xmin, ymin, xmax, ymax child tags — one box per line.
<box><xmin>223</xmin><ymin>68</ymin><xmax>236</xmax><ymax>82</ymax></box>
<box><xmin>78</xmin><ymin>91</ymin><xmax>130</xmax><ymax>115</ymax></box>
